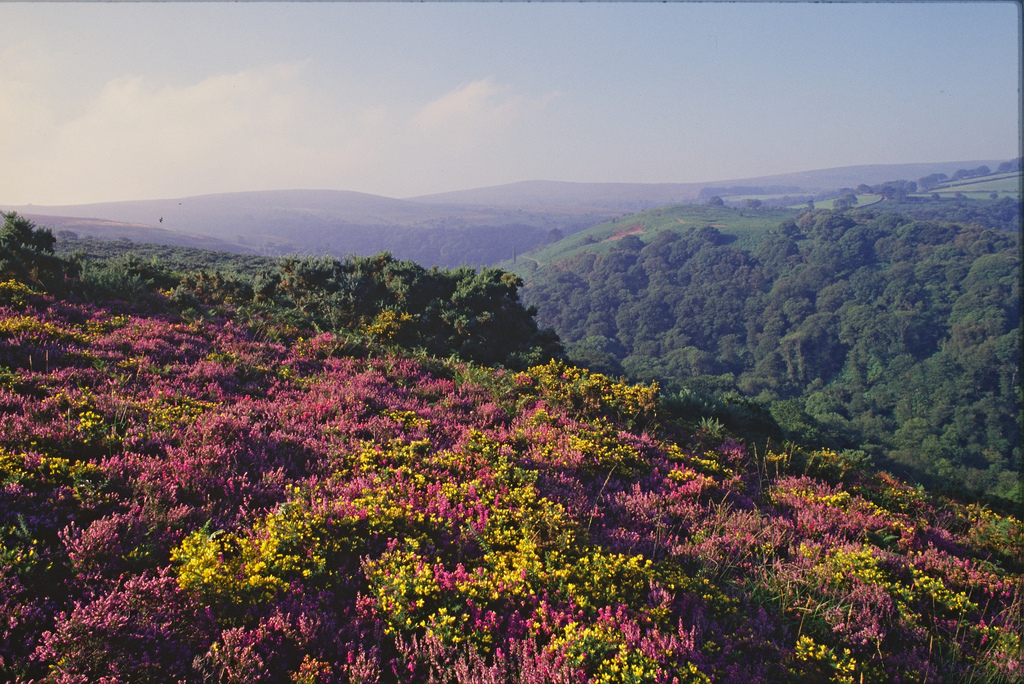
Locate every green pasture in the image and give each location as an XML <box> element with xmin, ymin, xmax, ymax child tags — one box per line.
<box><xmin>934</xmin><ymin>172</ymin><xmax>1019</xmax><ymax>190</ymax></box>
<box><xmin>928</xmin><ymin>173</ymin><xmax>1021</xmax><ymax>198</ymax></box>
<box><xmin>504</xmin><ymin>204</ymin><xmax>796</xmax><ymax>274</ymax></box>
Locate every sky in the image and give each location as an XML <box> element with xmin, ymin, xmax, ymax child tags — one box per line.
<box><xmin>0</xmin><ymin>1</ymin><xmax>1019</xmax><ymax>205</ymax></box>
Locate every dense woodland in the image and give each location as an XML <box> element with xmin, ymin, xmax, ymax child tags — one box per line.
<box><xmin>861</xmin><ymin>197</ymin><xmax>1022</xmax><ymax>234</ymax></box>
<box><xmin>521</xmin><ymin>207</ymin><xmax>1020</xmax><ymax>505</ymax></box>
<box><xmin>1</xmin><ymin>210</ymin><xmax>1021</xmax><ymax>683</ymax></box>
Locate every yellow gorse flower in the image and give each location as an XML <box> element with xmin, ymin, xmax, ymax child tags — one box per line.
<box><xmin>362</xmin><ymin>310</ymin><xmax>414</xmax><ymax>341</ymax></box>
<box><xmin>0</xmin><ymin>279</ymin><xmax>37</xmax><ymax>306</ymax></box>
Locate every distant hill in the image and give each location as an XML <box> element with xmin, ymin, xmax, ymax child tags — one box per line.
<box><xmin>10</xmin><ymin>190</ymin><xmax>472</xmax><ymax>245</ymax></box>
<box><xmin>409</xmin><ymin>160</ymin><xmax>1012</xmax><ymax>207</ymax></box>
<box><xmin>5</xmin><ymin>190</ymin><xmax>620</xmax><ymax>266</ymax></box>
<box><xmin>3</xmin><ymin>159</ymin><xmax>1012</xmax><ymax>266</ymax></box>
<box><xmin>409</xmin><ymin>180</ymin><xmax>707</xmax><ymax>211</ymax></box>
<box><xmin>711</xmin><ymin>160</ymin><xmax>1011</xmax><ymax>194</ymax></box>
<box><xmin>18</xmin><ymin>212</ymin><xmax>260</xmax><ymax>253</ymax></box>
<box><xmin>4</xmin><ymin>192</ymin><xmax>610</xmax><ymax>267</ymax></box>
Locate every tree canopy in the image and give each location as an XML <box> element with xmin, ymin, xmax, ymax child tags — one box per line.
<box><xmin>521</xmin><ymin>208</ymin><xmax>1020</xmax><ymax>503</ymax></box>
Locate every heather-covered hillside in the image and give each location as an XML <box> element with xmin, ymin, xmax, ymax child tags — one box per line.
<box><xmin>1</xmin><ymin>272</ymin><xmax>1021</xmax><ymax>682</ymax></box>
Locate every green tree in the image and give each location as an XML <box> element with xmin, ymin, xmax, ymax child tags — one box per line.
<box><xmin>833</xmin><ymin>192</ymin><xmax>858</xmax><ymax>210</ymax></box>
<box><xmin>0</xmin><ymin>212</ymin><xmax>63</xmax><ymax>287</ymax></box>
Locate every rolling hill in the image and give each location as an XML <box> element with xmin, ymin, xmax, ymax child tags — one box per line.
<box><xmin>10</xmin><ymin>190</ymin><xmax>617</xmax><ymax>268</ymax></box>
<box><xmin>17</xmin><ymin>212</ymin><xmax>262</xmax><ymax>254</ymax></box>
<box><xmin>501</xmin><ymin>204</ymin><xmax>800</xmax><ymax>274</ymax></box>
<box><xmin>409</xmin><ymin>160</ymin><xmax>1011</xmax><ymax>207</ymax></box>
<box><xmin>4</xmin><ymin>159</ymin><xmax>1012</xmax><ymax>267</ymax></box>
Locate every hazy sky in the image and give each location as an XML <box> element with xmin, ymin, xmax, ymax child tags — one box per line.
<box><xmin>0</xmin><ymin>1</ymin><xmax>1019</xmax><ymax>205</ymax></box>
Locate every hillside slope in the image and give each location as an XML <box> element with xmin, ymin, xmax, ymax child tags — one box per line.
<box><xmin>503</xmin><ymin>204</ymin><xmax>799</xmax><ymax>273</ymax></box>
<box><xmin>0</xmin><ymin>220</ymin><xmax>1021</xmax><ymax>683</ymax></box>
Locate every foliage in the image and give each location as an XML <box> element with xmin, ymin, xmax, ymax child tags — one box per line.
<box><xmin>521</xmin><ymin>209</ymin><xmax>1021</xmax><ymax>503</ymax></box>
<box><xmin>8</xmin><ymin>215</ymin><xmax>561</xmax><ymax>370</ymax></box>
<box><xmin>0</xmin><ymin>212</ymin><xmax>64</xmax><ymax>291</ymax></box>
<box><xmin>858</xmin><ymin>196</ymin><xmax>1021</xmax><ymax>233</ymax></box>
<box><xmin>54</xmin><ymin>236</ymin><xmax>278</xmax><ymax>276</ymax></box>
<box><xmin>217</xmin><ymin>252</ymin><xmax>563</xmax><ymax>368</ymax></box>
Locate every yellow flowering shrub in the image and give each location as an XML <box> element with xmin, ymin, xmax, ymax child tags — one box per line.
<box><xmin>0</xmin><ymin>449</ymin><xmax>106</xmax><ymax>501</ymax></box>
<box><xmin>140</xmin><ymin>394</ymin><xmax>218</xmax><ymax>433</ymax></box>
<box><xmin>761</xmin><ymin>450</ymin><xmax>792</xmax><ymax>478</ymax></box>
<box><xmin>0</xmin><ymin>315</ymin><xmax>89</xmax><ymax>344</ymax></box>
<box><xmin>548</xmin><ymin>621</ymin><xmax>666</xmax><ymax>684</ymax></box>
<box><xmin>173</xmin><ymin>529</ymin><xmax>282</xmax><ymax>608</ymax></box>
<box><xmin>355</xmin><ymin>432</ymin><xmax>662</xmax><ymax>656</ymax></box>
<box><xmin>384</xmin><ymin>409</ymin><xmax>431</xmax><ymax>432</ymax></box>
<box><xmin>362</xmin><ymin>310</ymin><xmax>414</xmax><ymax>342</ymax></box>
<box><xmin>664</xmin><ymin>444</ymin><xmax>734</xmax><ymax>479</ymax></box>
<box><xmin>363</xmin><ymin>540</ymin><xmax>442</xmax><ymax>636</ymax></box>
<box><xmin>808</xmin><ymin>544</ymin><xmax>887</xmax><ymax>587</ymax></box>
<box><xmin>795</xmin><ymin>540</ymin><xmax>995</xmax><ymax>672</ymax></box>
<box><xmin>907</xmin><ymin>566</ymin><xmax>978</xmax><ymax>615</ymax></box>
<box><xmin>82</xmin><ymin>313</ymin><xmax>132</xmax><ymax>336</ymax></box>
<box><xmin>859</xmin><ymin>472</ymin><xmax>928</xmax><ymax>516</ymax></box>
<box><xmin>960</xmin><ymin>503</ymin><xmax>1022</xmax><ymax>560</ymax></box>
<box><xmin>1</xmin><ymin>449</ymin><xmax>108</xmax><ymax>578</ymax></box>
<box><xmin>522</xmin><ymin>361</ymin><xmax>659</xmax><ymax>429</ymax></box>
<box><xmin>75</xmin><ymin>409</ymin><xmax>104</xmax><ymax>436</ymax></box>
<box><xmin>473</xmin><ymin>479</ymin><xmax>574</xmax><ymax>600</ymax></box>
<box><xmin>525</xmin><ymin>410</ymin><xmax>647</xmax><ymax>477</ymax></box>
<box><xmin>172</xmin><ymin>496</ymin><xmax>336</xmax><ymax>611</ymax></box>
<box><xmin>559</xmin><ymin>551</ymin><xmax>653</xmax><ymax>613</ymax></box>
<box><xmin>0</xmin><ymin>278</ymin><xmax>37</xmax><ymax>306</ymax></box>
<box><xmin>801</xmin><ymin>448</ymin><xmax>871</xmax><ymax>483</ymax></box>
<box><xmin>340</xmin><ymin>443</ymin><xmax>451</xmax><ymax>542</ymax></box>
<box><xmin>793</xmin><ymin>635</ymin><xmax>857</xmax><ymax>684</ymax></box>
<box><xmin>806</xmin><ymin>543</ymin><xmax>988</xmax><ymax>624</ymax></box>
<box><xmin>654</xmin><ymin>565</ymin><xmax>739</xmax><ymax>619</ymax></box>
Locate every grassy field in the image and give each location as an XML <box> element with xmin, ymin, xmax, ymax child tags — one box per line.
<box><xmin>934</xmin><ymin>172</ymin><xmax>1019</xmax><ymax>189</ymax></box>
<box><xmin>925</xmin><ymin>172</ymin><xmax>1021</xmax><ymax>198</ymax></box>
<box><xmin>503</xmin><ymin>203</ymin><xmax>797</xmax><ymax>273</ymax></box>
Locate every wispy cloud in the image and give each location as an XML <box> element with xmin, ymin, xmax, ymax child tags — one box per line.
<box><xmin>1</xmin><ymin>61</ymin><xmax>321</xmax><ymax>203</ymax></box>
<box><xmin>53</xmin><ymin>63</ymin><xmax>311</xmax><ymax>198</ymax></box>
<box><xmin>412</xmin><ymin>78</ymin><xmax>522</xmax><ymax>142</ymax></box>
<box><xmin>0</xmin><ymin>60</ymin><xmax>557</xmax><ymax>203</ymax></box>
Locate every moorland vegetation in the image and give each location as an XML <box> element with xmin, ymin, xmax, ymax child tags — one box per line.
<box><xmin>0</xmin><ymin>210</ymin><xmax>1021</xmax><ymax>683</ymax></box>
